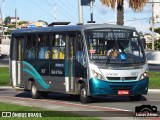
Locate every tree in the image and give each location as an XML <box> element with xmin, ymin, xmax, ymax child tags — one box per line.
<box><xmin>100</xmin><ymin>0</ymin><xmax>148</xmax><ymax>25</ymax></box>
<box><xmin>4</xmin><ymin>16</ymin><xmax>11</xmax><ymax>25</ymax></box>
<box><xmin>154</xmin><ymin>28</ymin><xmax>160</xmax><ymax>34</ymax></box>
<box><xmin>38</xmin><ymin>20</ymin><xmax>48</xmax><ymax>25</ymax></box>
<box><xmin>18</xmin><ymin>21</ymin><xmax>28</xmax><ymax>25</ymax></box>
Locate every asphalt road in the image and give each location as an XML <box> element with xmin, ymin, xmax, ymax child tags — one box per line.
<box><xmin>0</xmin><ymin>88</ymin><xmax>159</xmax><ymax>114</ymax></box>
<box><xmin>0</xmin><ymin>56</ymin><xmax>9</xmax><ymax>66</ymax></box>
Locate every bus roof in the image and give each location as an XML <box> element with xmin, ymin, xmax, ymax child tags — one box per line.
<box><xmin>12</xmin><ymin>24</ymin><xmax>136</xmax><ymax>34</ymax></box>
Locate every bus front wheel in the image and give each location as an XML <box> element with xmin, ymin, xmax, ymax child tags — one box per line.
<box><xmin>80</xmin><ymin>83</ymin><xmax>91</xmax><ymax>104</ymax></box>
<box><xmin>31</xmin><ymin>81</ymin><xmax>42</xmax><ymax>99</ymax></box>
<box><xmin>129</xmin><ymin>95</ymin><xmax>142</xmax><ymax>101</ymax></box>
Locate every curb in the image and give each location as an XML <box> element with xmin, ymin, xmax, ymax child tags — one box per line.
<box><xmin>0</xmin><ymin>86</ymin><xmax>159</xmax><ymax>92</ymax></box>
<box><xmin>0</xmin><ymin>86</ymin><xmax>12</xmax><ymax>89</ymax></box>
<box><xmin>148</xmin><ymin>89</ymin><xmax>160</xmax><ymax>92</ymax></box>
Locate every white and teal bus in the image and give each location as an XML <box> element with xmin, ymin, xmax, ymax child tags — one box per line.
<box><xmin>10</xmin><ymin>24</ymin><xmax>149</xmax><ymax>103</ymax></box>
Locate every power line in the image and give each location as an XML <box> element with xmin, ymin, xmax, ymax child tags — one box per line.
<box><xmin>108</xmin><ymin>17</ymin><xmax>150</xmax><ymax>23</ymax></box>
<box><xmin>46</xmin><ymin>0</ymin><xmax>78</xmax><ymax>23</ymax></box>
<box><xmin>30</xmin><ymin>0</ymin><xmax>53</xmax><ymax>21</ymax></box>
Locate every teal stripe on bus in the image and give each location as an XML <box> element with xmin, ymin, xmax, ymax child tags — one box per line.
<box><xmin>23</xmin><ymin>61</ymin><xmax>50</xmax><ymax>89</ymax></box>
<box><xmin>65</xmin><ymin>61</ymin><xmax>69</xmax><ymax>77</ymax></box>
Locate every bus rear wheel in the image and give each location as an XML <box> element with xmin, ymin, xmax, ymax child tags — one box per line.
<box><xmin>80</xmin><ymin>83</ymin><xmax>91</xmax><ymax>104</ymax></box>
<box><xmin>31</xmin><ymin>81</ymin><xmax>42</xmax><ymax>99</ymax></box>
<box><xmin>129</xmin><ymin>95</ymin><xmax>142</xmax><ymax>101</ymax></box>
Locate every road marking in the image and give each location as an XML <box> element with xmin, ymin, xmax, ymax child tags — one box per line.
<box><xmin>63</xmin><ymin>102</ymin><xmax>131</xmax><ymax>112</ymax></box>
<box><xmin>148</xmin><ymin>100</ymin><xmax>160</xmax><ymax>102</ymax></box>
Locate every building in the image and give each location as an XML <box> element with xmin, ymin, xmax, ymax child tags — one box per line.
<box><xmin>0</xmin><ymin>35</ymin><xmax>11</xmax><ymax>56</ymax></box>
<box><xmin>10</xmin><ymin>17</ymin><xmax>20</xmax><ymax>24</ymax></box>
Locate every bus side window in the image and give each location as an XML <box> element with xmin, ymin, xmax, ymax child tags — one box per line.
<box><xmin>24</xmin><ymin>35</ymin><xmax>36</xmax><ymax>59</ymax></box>
<box><xmin>51</xmin><ymin>34</ymin><xmax>65</xmax><ymax>59</ymax></box>
<box><xmin>37</xmin><ymin>34</ymin><xmax>50</xmax><ymax>59</ymax></box>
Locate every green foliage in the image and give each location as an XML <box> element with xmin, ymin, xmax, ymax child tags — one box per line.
<box><xmin>149</xmin><ymin>72</ymin><xmax>160</xmax><ymax>89</ymax></box>
<box><xmin>146</xmin><ymin>40</ymin><xmax>160</xmax><ymax>50</ymax></box>
<box><xmin>146</xmin><ymin>43</ymin><xmax>152</xmax><ymax>49</ymax></box>
<box><xmin>155</xmin><ymin>40</ymin><xmax>160</xmax><ymax>50</ymax></box>
<box><xmin>18</xmin><ymin>21</ymin><xmax>28</xmax><ymax>25</ymax></box>
<box><xmin>0</xmin><ymin>102</ymin><xmax>98</xmax><ymax>120</ymax></box>
<box><xmin>6</xmin><ymin>24</ymin><xmax>16</xmax><ymax>28</ymax></box>
<box><xmin>38</xmin><ymin>20</ymin><xmax>48</xmax><ymax>25</ymax></box>
<box><xmin>5</xmin><ymin>29</ymin><xmax>12</xmax><ymax>35</ymax></box>
<box><xmin>4</xmin><ymin>16</ymin><xmax>11</xmax><ymax>25</ymax></box>
<box><xmin>154</xmin><ymin>28</ymin><xmax>160</xmax><ymax>34</ymax></box>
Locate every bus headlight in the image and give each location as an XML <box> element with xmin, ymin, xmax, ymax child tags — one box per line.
<box><xmin>92</xmin><ymin>70</ymin><xmax>105</xmax><ymax>80</ymax></box>
<box><xmin>140</xmin><ymin>71</ymin><xmax>148</xmax><ymax>80</ymax></box>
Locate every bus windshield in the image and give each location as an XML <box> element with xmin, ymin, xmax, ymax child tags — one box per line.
<box><xmin>85</xmin><ymin>29</ymin><xmax>145</xmax><ymax>64</ymax></box>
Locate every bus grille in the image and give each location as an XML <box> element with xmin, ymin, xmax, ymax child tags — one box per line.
<box><xmin>110</xmin><ymin>85</ymin><xmax>133</xmax><ymax>90</ymax></box>
<box><xmin>106</xmin><ymin>77</ymin><xmax>137</xmax><ymax>81</ymax></box>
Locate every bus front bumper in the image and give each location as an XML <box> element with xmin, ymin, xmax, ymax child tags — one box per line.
<box><xmin>89</xmin><ymin>77</ymin><xmax>149</xmax><ymax>96</ymax></box>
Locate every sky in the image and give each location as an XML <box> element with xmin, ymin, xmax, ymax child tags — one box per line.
<box><xmin>1</xmin><ymin>0</ymin><xmax>159</xmax><ymax>33</ymax></box>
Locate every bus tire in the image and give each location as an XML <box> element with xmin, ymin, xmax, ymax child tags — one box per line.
<box><xmin>31</xmin><ymin>81</ymin><xmax>41</xmax><ymax>99</ymax></box>
<box><xmin>80</xmin><ymin>83</ymin><xmax>91</xmax><ymax>104</ymax></box>
<box><xmin>129</xmin><ymin>95</ymin><xmax>142</xmax><ymax>101</ymax></box>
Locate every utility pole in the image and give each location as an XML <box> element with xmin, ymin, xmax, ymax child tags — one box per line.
<box><xmin>2</xmin><ymin>0</ymin><xmax>4</xmax><ymax>37</ymax></box>
<box><xmin>2</xmin><ymin>0</ymin><xmax>4</xmax><ymax>22</ymax></box>
<box><xmin>152</xmin><ymin>0</ymin><xmax>155</xmax><ymax>50</ymax></box>
<box><xmin>15</xmin><ymin>9</ymin><xmax>17</xmax><ymax>29</ymax></box>
<box><xmin>147</xmin><ymin>0</ymin><xmax>160</xmax><ymax>50</ymax></box>
<box><xmin>0</xmin><ymin>8</ymin><xmax>4</xmax><ymax>36</ymax></box>
<box><xmin>78</xmin><ymin>0</ymin><xmax>83</xmax><ymax>24</ymax></box>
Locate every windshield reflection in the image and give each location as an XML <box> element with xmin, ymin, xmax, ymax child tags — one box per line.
<box><xmin>85</xmin><ymin>29</ymin><xmax>145</xmax><ymax>64</ymax></box>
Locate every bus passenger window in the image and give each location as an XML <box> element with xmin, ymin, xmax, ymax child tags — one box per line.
<box><xmin>37</xmin><ymin>34</ymin><xmax>50</xmax><ymax>59</ymax></box>
<box><xmin>51</xmin><ymin>34</ymin><xmax>65</xmax><ymax>59</ymax></box>
<box><xmin>24</xmin><ymin>35</ymin><xmax>36</xmax><ymax>59</ymax></box>
<box><xmin>76</xmin><ymin>34</ymin><xmax>86</xmax><ymax>67</ymax></box>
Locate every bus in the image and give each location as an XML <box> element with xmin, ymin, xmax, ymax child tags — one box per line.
<box><xmin>10</xmin><ymin>24</ymin><xmax>149</xmax><ymax>103</ymax></box>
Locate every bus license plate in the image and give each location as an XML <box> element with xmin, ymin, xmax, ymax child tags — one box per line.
<box><xmin>118</xmin><ymin>90</ymin><xmax>129</xmax><ymax>95</ymax></box>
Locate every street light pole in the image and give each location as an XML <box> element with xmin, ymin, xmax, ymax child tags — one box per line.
<box><xmin>87</xmin><ymin>0</ymin><xmax>95</xmax><ymax>23</ymax></box>
<box><xmin>78</xmin><ymin>0</ymin><xmax>83</xmax><ymax>24</ymax></box>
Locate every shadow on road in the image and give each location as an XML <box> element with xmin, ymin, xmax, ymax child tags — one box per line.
<box><xmin>14</xmin><ymin>91</ymin><xmax>147</xmax><ymax>103</ymax></box>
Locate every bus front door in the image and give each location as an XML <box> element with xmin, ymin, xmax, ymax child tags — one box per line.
<box><xmin>11</xmin><ymin>36</ymin><xmax>24</xmax><ymax>88</ymax></box>
<box><xmin>66</xmin><ymin>35</ymin><xmax>76</xmax><ymax>92</ymax></box>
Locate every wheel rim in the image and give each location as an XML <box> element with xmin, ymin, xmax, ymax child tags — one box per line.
<box><xmin>32</xmin><ymin>84</ymin><xmax>37</xmax><ymax>96</ymax></box>
<box><xmin>81</xmin><ymin>88</ymin><xmax>87</xmax><ymax>99</ymax></box>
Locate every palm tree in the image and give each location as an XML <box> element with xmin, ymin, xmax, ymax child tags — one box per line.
<box><xmin>100</xmin><ymin>0</ymin><xmax>149</xmax><ymax>25</ymax></box>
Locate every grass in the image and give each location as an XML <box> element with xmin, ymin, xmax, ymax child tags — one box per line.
<box><xmin>148</xmin><ymin>71</ymin><xmax>160</xmax><ymax>89</ymax></box>
<box><xmin>0</xmin><ymin>67</ymin><xmax>10</xmax><ymax>86</ymax></box>
<box><xmin>0</xmin><ymin>67</ymin><xmax>160</xmax><ymax>89</ymax></box>
<box><xmin>0</xmin><ymin>102</ymin><xmax>98</xmax><ymax>120</ymax></box>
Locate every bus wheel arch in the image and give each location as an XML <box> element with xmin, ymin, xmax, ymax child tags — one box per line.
<box><xmin>77</xmin><ymin>80</ymin><xmax>85</xmax><ymax>94</ymax></box>
<box><xmin>28</xmin><ymin>78</ymin><xmax>34</xmax><ymax>90</ymax></box>
<box><xmin>79</xmin><ymin>83</ymin><xmax>91</xmax><ymax>104</ymax></box>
